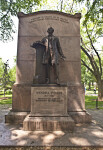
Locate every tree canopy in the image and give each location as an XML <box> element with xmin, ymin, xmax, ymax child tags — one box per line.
<box><xmin>79</xmin><ymin>0</ymin><xmax>103</xmax><ymax>100</ymax></box>
<box><xmin>0</xmin><ymin>0</ymin><xmax>42</xmax><ymax>41</ymax></box>
<box><xmin>0</xmin><ymin>59</ymin><xmax>16</xmax><ymax>95</ymax></box>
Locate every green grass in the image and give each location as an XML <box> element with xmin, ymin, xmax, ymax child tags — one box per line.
<box><xmin>85</xmin><ymin>95</ymin><xmax>103</xmax><ymax>109</ymax></box>
<box><xmin>0</xmin><ymin>91</ymin><xmax>12</xmax><ymax>104</ymax></box>
<box><xmin>0</xmin><ymin>90</ymin><xmax>103</xmax><ymax>109</ymax></box>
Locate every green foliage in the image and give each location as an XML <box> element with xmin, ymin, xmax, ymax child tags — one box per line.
<box><xmin>0</xmin><ymin>58</ymin><xmax>16</xmax><ymax>96</ymax></box>
<box><xmin>81</xmin><ymin>49</ymin><xmax>96</xmax><ymax>86</ymax></box>
<box><xmin>0</xmin><ymin>92</ymin><xmax>12</xmax><ymax>104</ymax></box>
<box><xmin>84</xmin><ymin>0</ymin><xmax>103</xmax><ymax>25</ymax></box>
<box><xmin>1</xmin><ymin>92</ymin><xmax>103</xmax><ymax>108</ymax></box>
<box><xmin>8</xmin><ymin>65</ymin><xmax>16</xmax><ymax>85</ymax></box>
<box><xmin>73</xmin><ymin>0</ymin><xmax>103</xmax><ymax>26</ymax></box>
<box><xmin>80</xmin><ymin>1</ymin><xmax>103</xmax><ymax>85</ymax></box>
<box><xmin>0</xmin><ymin>0</ymin><xmax>42</xmax><ymax>41</ymax></box>
<box><xmin>0</xmin><ymin>58</ymin><xmax>4</xmax><ymax>80</ymax></box>
<box><xmin>0</xmin><ymin>98</ymin><xmax>12</xmax><ymax>104</ymax></box>
<box><xmin>0</xmin><ymin>60</ymin><xmax>13</xmax><ymax>95</ymax></box>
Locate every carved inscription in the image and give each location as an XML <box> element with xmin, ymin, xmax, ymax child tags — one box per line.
<box><xmin>29</xmin><ymin>16</ymin><xmax>69</xmax><ymax>23</ymax></box>
<box><xmin>34</xmin><ymin>90</ymin><xmax>63</xmax><ymax>102</ymax></box>
<box><xmin>31</xmin><ymin>87</ymin><xmax>67</xmax><ymax>115</ymax></box>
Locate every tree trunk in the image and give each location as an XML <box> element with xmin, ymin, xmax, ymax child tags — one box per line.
<box><xmin>97</xmin><ymin>80</ymin><xmax>103</xmax><ymax>101</ymax></box>
<box><xmin>4</xmin><ymin>89</ymin><xmax>5</xmax><ymax>97</ymax></box>
<box><xmin>88</xmin><ymin>81</ymin><xmax>91</xmax><ymax>90</ymax></box>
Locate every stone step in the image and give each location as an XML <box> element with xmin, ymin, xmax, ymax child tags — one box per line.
<box><xmin>23</xmin><ymin>115</ymin><xmax>75</xmax><ymax>131</ymax></box>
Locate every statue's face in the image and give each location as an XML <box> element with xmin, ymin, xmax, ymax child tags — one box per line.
<box><xmin>47</xmin><ymin>27</ymin><xmax>54</xmax><ymax>35</ymax></box>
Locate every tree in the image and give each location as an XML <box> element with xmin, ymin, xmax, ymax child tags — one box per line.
<box><xmin>81</xmin><ymin>62</ymin><xmax>96</xmax><ymax>90</ymax></box>
<box><xmin>79</xmin><ymin>0</ymin><xmax>103</xmax><ymax>100</ymax></box>
<box><xmin>0</xmin><ymin>58</ymin><xmax>4</xmax><ymax>80</ymax></box>
<box><xmin>58</xmin><ymin>0</ymin><xmax>103</xmax><ymax>100</ymax></box>
<box><xmin>81</xmin><ymin>23</ymin><xmax>103</xmax><ymax>100</ymax></box>
<box><xmin>0</xmin><ymin>60</ymin><xmax>12</xmax><ymax>96</ymax></box>
<box><xmin>0</xmin><ymin>58</ymin><xmax>4</xmax><ymax>93</ymax></box>
<box><xmin>8</xmin><ymin>63</ymin><xmax>16</xmax><ymax>85</ymax></box>
<box><xmin>0</xmin><ymin>0</ymin><xmax>42</xmax><ymax>41</ymax></box>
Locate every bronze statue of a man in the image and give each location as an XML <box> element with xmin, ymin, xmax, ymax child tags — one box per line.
<box><xmin>41</xmin><ymin>27</ymin><xmax>65</xmax><ymax>84</ymax></box>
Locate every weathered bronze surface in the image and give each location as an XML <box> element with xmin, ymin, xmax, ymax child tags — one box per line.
<box><xmin>31</xmin><ymin>27</ymin><xmax>65</xmax><ymax>84</ymax></box>
<box><xmin>31</xmin><ymin>42</ymin><xmax>46</xmax><ymax>84</ymax></box>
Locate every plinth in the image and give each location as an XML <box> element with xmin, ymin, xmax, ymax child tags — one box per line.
<box><xmin>23</xmin><ymin>85</ymin><xmax>75</xmax><ymax>131</ymax></box>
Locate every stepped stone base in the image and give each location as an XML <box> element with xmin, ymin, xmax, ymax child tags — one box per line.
<box><xmin>23</xmin><ymin>115</ymin><xmax>75</xmax><ymax>131</ymax></box>
<box><xmin>69</xmin><ymin>111</ymin><xmax>92</xmax><ymax>124</ymax></box>
<box><xmin>5</xmin><ymin>111</ymin><xmax>29</xmax><ymax>124</ymax></box>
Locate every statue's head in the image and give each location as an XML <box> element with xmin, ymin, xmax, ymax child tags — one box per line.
<box><xmin>47</xmin><ymin>27</ymin><xmax>54</xmax><ymax>35</ymax></box>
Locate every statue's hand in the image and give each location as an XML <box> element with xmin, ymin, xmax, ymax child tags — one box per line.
<box><xmin>30</xmin><ymin>44</ymin><xmax>33</xmax><ymax>48</ymax></box>
<box><xmin>61</xmin><ymin>55</ymin><xmax>66</xmax><ymax>60</ymax></box>
<box><xmin>30</xmin><ymin>42</ymin><xmax>35</xmax><ymax>48</ymax></box>
<box><xmin>30</xmin><ymin>41</ymin><xmax>45</xmax><ymax>48</ymax></box>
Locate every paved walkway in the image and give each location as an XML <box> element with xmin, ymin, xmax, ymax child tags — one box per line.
<box><xmin>0</xmin><ymin>104</ymin><xmax>103</xmax><ymax>147</ymax></box>
<box><xmin>88</xmin><ymin>109</ymin><xmax>103</xmax><ymax>129</ymax></box>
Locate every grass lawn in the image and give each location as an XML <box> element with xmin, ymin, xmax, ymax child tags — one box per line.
<box><xmin>0</xmin><ymin>91</ymin><xmax>12</xmax><ymax>104</ymax></box>
<box><xmin>85</xmin><ymin>95</ymin><xmax>103</xmax><ymax>109</ymax></box>
<box><xmin>0</xmin><ymin>91</ymin><xmax>103</xmax><ymax>109</ymax></box>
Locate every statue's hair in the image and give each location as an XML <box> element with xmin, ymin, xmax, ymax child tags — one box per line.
<box><xmin>47</xmin><ymin>27</ymin><xmax>54</xmax><ymax>33</ymax></box>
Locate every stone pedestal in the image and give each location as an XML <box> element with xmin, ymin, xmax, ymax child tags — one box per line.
<box><xmin>31</xmin><ymin>86</ymin><xmax>67</xmax><ymax>115</ymax></box>
<box><xmin>69</xmin><ymin>111</ymin><xmax>92</xmax><ymax>124</ymax></box>
<box><xmin>5</xmin><ymin>11</ymin><xmax>92</xmax><ymax>127</ymax></box>
<box><xmin>23</xmin><ymin>85</ymin><xmax>75</xmax><ymax>131</ymax></box>
<box><xmin>23</xmin><ymin>116</ymin><xmax>75</xmax><ymax>131</ymax></box>
<box><xmin>5</xmin><ymin>111</ymin><xmax>29</xmax><ymax>124</ymax></box>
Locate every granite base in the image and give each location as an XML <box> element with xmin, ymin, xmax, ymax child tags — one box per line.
<box><xmin>5</xmin><ymin>111</ymin><xmax>29</xmax><ymax>124</ymax></box>
<box><xmin>69</xmin><ymin>111</ymin><xmax>92</xmax><ymax>124</ymax></box>
<box><xmin>23</xmin><ymin>115</ymin><xmax>75</xmax><ymax>131</ymax></box>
